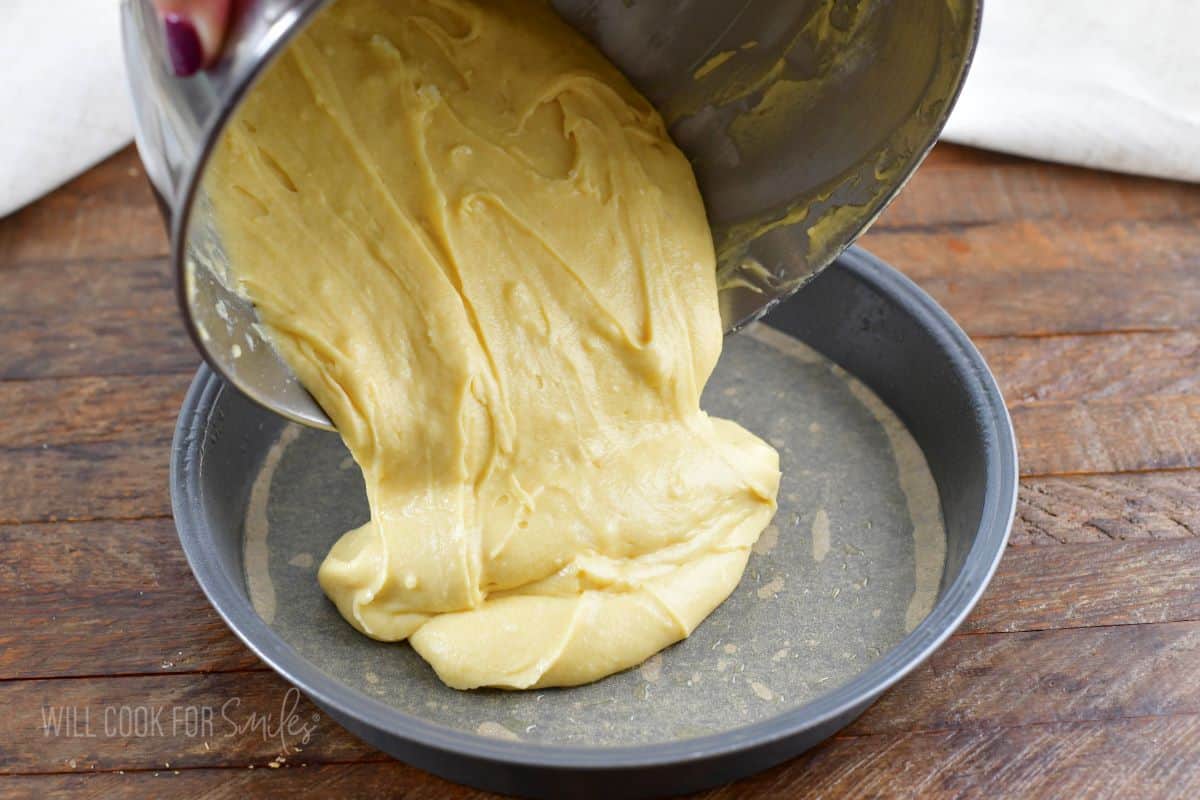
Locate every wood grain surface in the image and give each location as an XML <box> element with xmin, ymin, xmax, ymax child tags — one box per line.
<box><xmin>2</xmin><ymin>142</ymin><xmax>1199</xmax><ymax>799</ymax></box>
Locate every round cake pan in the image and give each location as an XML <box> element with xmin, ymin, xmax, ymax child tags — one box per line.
<box><xmin>171</xmin><ymin>246</ymin><xmax>1018</xmax><ymax>797</ymax></box>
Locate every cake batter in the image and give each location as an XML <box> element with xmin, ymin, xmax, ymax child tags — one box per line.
<box><xmin>209</xmin><ymin>0</ymin><xmax>779</xmax><ymax>690</ymax></box>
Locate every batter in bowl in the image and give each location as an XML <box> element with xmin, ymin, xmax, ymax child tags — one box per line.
<box><xmin>208</xmin><ymin>0</ymin><xmax>780</xmax><ymax>690</ymax></box>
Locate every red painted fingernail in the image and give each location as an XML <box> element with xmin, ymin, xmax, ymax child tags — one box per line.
<box><xmin>163</xmin><ymin>13</ymin><xmax>203</xmax><ymax>77</ymax></box>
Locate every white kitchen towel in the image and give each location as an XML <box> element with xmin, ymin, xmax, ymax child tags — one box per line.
<box><xmin>943</xmin><ymin>0</ymin><xmax>1200</xmax><ymax>182</ymax></box>
<box><xmin>2</xmin><ymin>1</ymin><xmax>1199</xmax><ymax>217</ymax></box>
<box><xmin>1</xmin><ymin>1</ymin><xmax>133</xmax><ymax>218</ymax></box>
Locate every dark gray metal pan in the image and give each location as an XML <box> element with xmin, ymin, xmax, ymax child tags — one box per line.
<box><xmin>171</xmin><ymin>246</ymin><xmax>1017</xmax><ymax>797</ymax></box>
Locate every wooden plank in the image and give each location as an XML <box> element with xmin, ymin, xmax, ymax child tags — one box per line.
<box><xmin>11</xmin><ymin>395</ymin><xmax>1196</xmax><ymax>521</ymax></box>
<box><xmin>5</xmin><ymin>476</ymin><xmax>1199</xmax><ymax>680</ymax></box>
<box><xmin>0</xmin><ymin>304</ymin><xmax>195</xmax><ymax>381</ymax></box>
<box><xmin>879</xmin><ymin>147</ymin><xmax>1200</xmax><ymax>231</ymax></box>
<box><xmin>16</xmin><ymin>143</ymin><xmax>1180</xmax><ymax>278</ymax></box>
<box><xmin>0</xmin><ymin>257</ymin><xmax>193</xmax><ymax>381</ymax></box>
<box><xmin>980</xmin><ymin>330</ymin><xmax>1200</xmax><ymax>476</ymax></box>
<box><xmin>0</xmin><ymin>519</ymin><xmax>258</xmax><ymax>679</ymax></box>
<box><xmin>0</xmin><ymin>517</ymin><xmax>193</xmax><ymax>595</ymax></box>
<box><xmin>8</xmin><ymin>390</ymin><xmax>1195</xmax><ymax>526</ymax></box>
<box><xmin>11</xmin><ymin>715</ymin><xmax>1200</xmax><ymax>798</ymax></box>
<box><xmin>919</xmin><ymin>143</ymin><xmax>1027</xmax><ymax>169</ymax></box>
<box><xmin>12</xmin><ymin>222</ymin><xmax>1197</xmax><ymax>379</ymax></box>
<box><xmin>966</xmin><ymin>539</ymin><xmax>1200</xmax><ymax>634</ymax></box>
<box><xmin>8</xmin><ymin>699</ymin><xmax>1200</xmax><ymax>799</ymax></box>
<box><xmin>13</xmin><ymin>272</ymin><xmax>1196</xmax><ymax>384</ymax></box>
<box><xmin>3</xmin><ymin>761</ymin><xmax>482</xmax><ymax>800</ymax></box>
<box><xmin>710</xmin><ymin>714</ymin><xmax>1200</xmax><ymax>799</ymax></box>
<box><xmin>8</xmin><ymin>143</ymin><xmax>1197</xmax><ymax>276</ymax></box>
<box><xmin>0</xmin><ymin>258</ymin><xmax>173</xmax><ymax>312</ymax></box>
<box><xmin>860</xmin><ymin>218</ymin><xmax>1200</xmax><ymax>337</ymax></box>
<box><xmin>0</xmin><ymin>381</ymin><xmax>1194</xmax><ymax>673</ymax></box>
<box><xmin>5</xmin><ymin>151</ymin><xmax>1199</xmax><ymax>380</ymax></box>
<box><xmin>0</xmin><ymin>374</ymin><xmax>186</xmax><ymax>449</ymax></box>
<box><xmin>0</xmin><ymin>374</ymin><xmax>185</xmax><ymax>524</ymax></box>
<box><xmin>980</xmin><ymin>330</ymin><xmax>1200</xmax><ymax>405</ymax></box>
<box><xmin>1</xmin><ymin>479</ymin><xmax>1193</xmax><ymax>683</ymax></box>
<box><xmin>1014</xmin><ymin>472</ymin><xmax>1200</xmax><ymax>546</ymax></box>
<box><xmin>1</xmin><ymin>324</ymin><xmax>1195</xmax><ymax>521</ymax></box>
<box><xmin>5</xmin><ymin>594</ymin><xmax>258</xmax><ymax>681</ymax></box>
<box><xmin>3</xmin><ymin>494</ymin><xmax>1198</xmax><ymax>672</ymax></box>
<box><xmin>4</xmin><ymin>623</ymin><xmax>1200</xmax><ymax>773</ymax></box>
<box><xmin>1013</xmin><ymin>396</ymin><xmax>1200</xmax><ymax>476</ymax></box>
<box><xmin>0</xmin><ymin>441</ymin><xmax>172</xmax><ymax>524</ymax></box>
<box><xmin>0</xmin><ymin>671</ymin><xmax>375</xmax><ymax>774</ymax></box>
<box><xmin>850</xmin><ymin>621</ymin><xmax>1200</xmax><ymax>736</ymax></box>
<box><xmin>0</xmin><ymin>148</ymin><xmax>167</xmax><ymax>268</ymax></box>
<box><xmin>7</xmin><ymin>114</ymin><xmax>1200</xmax><ymax>799</ymax></box>
<box><xmin>5</xmin><ymin>146</ymin><xmax>1199</xmax><ymax>796</ymax></box>
<box><xmin>13</xmin><ymin>242</ymin><xmax>1197</xmax><ymax>386</ymax></box>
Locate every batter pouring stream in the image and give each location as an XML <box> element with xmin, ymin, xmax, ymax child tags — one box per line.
<box><xmin>209</xmin><ymin>0</ymin><xmax>780</xmax><ymax>689</ymax></box>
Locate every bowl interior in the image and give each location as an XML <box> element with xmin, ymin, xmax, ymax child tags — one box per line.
<box><xmin>160</xmin><ymin>0</ymin><xmax>978</xmax><ymax>428</ymax></box>
<box><xmin>551</xmin><ymin>0</ymin><xmax>979</xmax><ymax>327</ymax></box>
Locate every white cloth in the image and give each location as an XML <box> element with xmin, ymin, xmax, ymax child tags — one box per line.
<box><xmin>942</xmin><ymin>0</ymin><xmax>1200</xmax><ymax>182</ymax></box>
<box><xmin>1</xmin><ymin>1</ymin><xmax>1199</xmax><ymax>217</ymax></box>
<box><xmin>0</xmin><ymin>1</ymin><xmax>133</xmax><ymax>217</ymax></box>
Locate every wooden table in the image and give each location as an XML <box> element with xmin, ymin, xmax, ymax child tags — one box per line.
<box><xmin>3</xmin><ymin>143</ymin><xmax>1199</xmax><ymax>798</ymax></box>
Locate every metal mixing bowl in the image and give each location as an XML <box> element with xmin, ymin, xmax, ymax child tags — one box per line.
<box><xmin>122</xmin><ymin>0</ymin><xmax>981</xmax><ymax>430</ymax></box>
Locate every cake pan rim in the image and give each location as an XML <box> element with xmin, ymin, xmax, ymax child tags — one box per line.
<box><xmin>169</xmin><ymin>245</ymin><xmax>1018</xmax><ymax>772</ymax></box>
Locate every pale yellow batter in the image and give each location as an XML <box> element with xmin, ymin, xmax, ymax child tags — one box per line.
<box><xmin>208</xmin><ymin>0</ymin><xmax>779</xmax><ymax>690</ymax></box>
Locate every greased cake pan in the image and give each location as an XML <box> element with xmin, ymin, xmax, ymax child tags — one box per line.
<box><xmin>170</xmin><ymin>247</ymin><xmax>1018</xmax><ymax>797</ymax></box>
